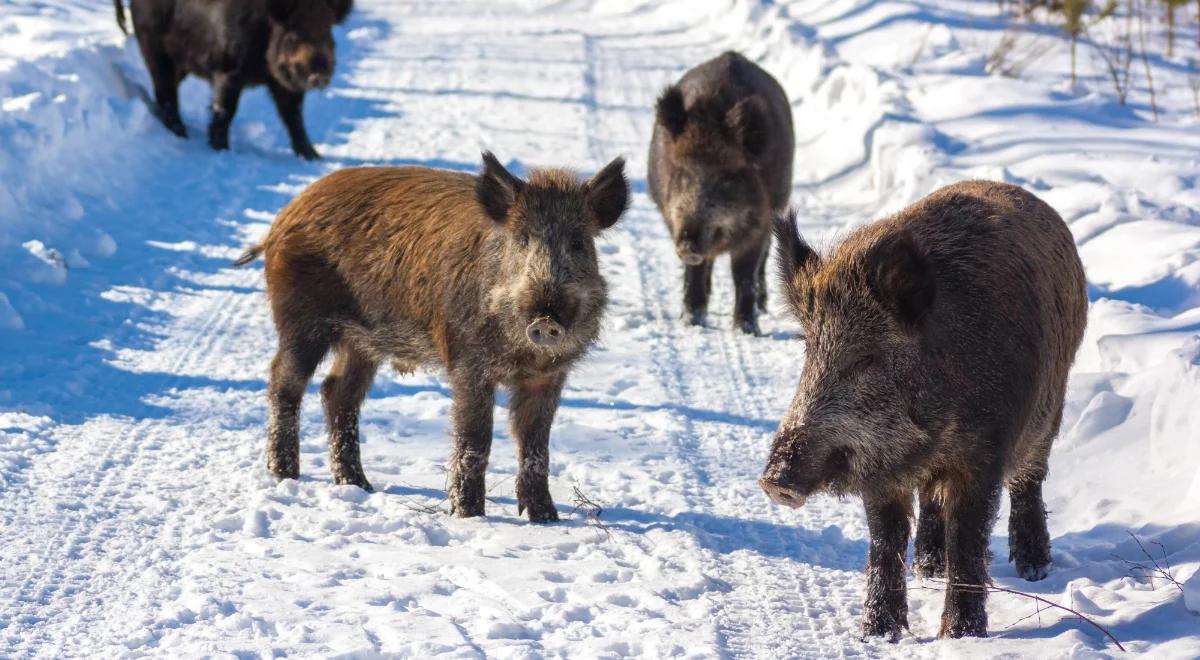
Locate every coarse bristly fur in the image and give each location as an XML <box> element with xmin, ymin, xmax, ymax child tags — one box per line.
<box><xmin>237</xmin><ymin>152</ymin><xmax>629</xmax><ymax>523</ymax></box>
<box><xmin>761</xmin><ymin>181</ymin><xmax>1087</xmax><ymax>641</ymax></box>
<box><xmin>118</xmin><ymin>0</ymin><xmax>352</xmax><ymax>159</ymax></box>
<box><xmin>647</xmin><ymin>51</ymin><xmax>795</xmax><ymax>335</ymax></box>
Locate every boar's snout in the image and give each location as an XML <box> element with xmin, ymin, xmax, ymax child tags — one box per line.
<box><xmin>759</xmin><ymin>477</ymin><xmax>807</xmax><ymax>509</ymax></box>
<box><xmin>526</xmin><ymin>317</ymin><xmax>566</xmax><ymax>348</ymax></box>
<box><xmin>676</xmin><ymin>232</ymin><xmax>705</xmax><ymax>265</ymax></box>
<box><xmin>760</xmin><ymin>425</ymin><xmax>852</xmax><ymax>508</ymax></box>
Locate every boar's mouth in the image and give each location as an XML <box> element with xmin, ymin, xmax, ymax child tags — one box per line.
<box><xmin>759</xmin><ymin>445</ymin><xmax>853</xmax><ymax>509</ymax></box>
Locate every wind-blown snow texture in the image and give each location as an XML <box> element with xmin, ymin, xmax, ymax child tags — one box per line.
<box><xmin>2</xmin><ymin>0</ymin><xmax>1199</xmax><ymax>657</ymax></box>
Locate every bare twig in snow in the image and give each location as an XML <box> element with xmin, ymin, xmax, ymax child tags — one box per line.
<box><xmin>570</xmin><ymin>484</ymin><xmax>612</xmax><ymax>539</ymax></box>
<box><xmin>1115</xmin><ymin>531</ymin><xmax>1185</xmax><ymax>594</ymax></box>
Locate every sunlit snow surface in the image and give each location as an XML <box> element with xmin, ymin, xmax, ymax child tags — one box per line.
<box><xmin>1</xmin><ymin>0</ymin><xmax>1198</xmax><ymax>657</ymax></box>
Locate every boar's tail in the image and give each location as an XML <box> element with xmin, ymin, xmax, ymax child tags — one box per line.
<box><xmin>114</xmin><ymin>0</ymin><xmax>128</xmax><ymax>35</ymax></box>
<box><xmin>232</xmin><ymin>245</ymin><xmax>265</xmax><ymax>267</ymax></box>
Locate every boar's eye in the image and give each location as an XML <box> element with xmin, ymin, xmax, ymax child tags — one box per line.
<box><xmin>570</xmin><ymin>236</ymin><xmax>586</xmax><ymax>253</ymax></box>
<box><xmin>843</xmin><ymin>354</ymin><xmax>875</xmax><ymax>377</ymax></box>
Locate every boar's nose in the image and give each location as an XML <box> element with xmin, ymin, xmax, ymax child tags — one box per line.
<box><xmin>307</xmin><ymin>73</ymin><xmax>331</xmax><ymax>89</ymax></box>
<box><xmin>758</xmin><ymin>477</ymin><xmax>808</xmax><ymax>509</ymax></box>
<box><xmin>676</xmin><ymin>240</ymin><xmax>704</xmax><ymax>266</ymax></box>
<box><xmin>526</xmin><ymin>317</ymin><xmax>565</xmax><ymax>348</ymax></box>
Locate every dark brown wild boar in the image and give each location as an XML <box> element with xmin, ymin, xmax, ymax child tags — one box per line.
<box><xmin>234</xmin><ymin>153</ymin><xmax>629</xmax><ymax>522</ymax></box>
<box><xmin>761</xmin><ymin>181</ymin><xmax>1087</xmax><ymax>640</ymax></box>
<box><xmin>115</xmin><ymin>0</ymin><xmax>351</xmax><ymax>159</ymax></box>
<box><xmin>648</xmin><ymin>51</ymin><xmax>795</xmax><ymax>335</ymax></box>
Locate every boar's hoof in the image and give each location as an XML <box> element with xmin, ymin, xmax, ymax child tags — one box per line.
<box><xmin>1016</xmin><ymin>561</ymin><xmax>1050</xmax><ymax>582</ymax></box>
<box><xmin>735</xmin><ymin>314</ymin><xmax>762</xmax><ymax>336</ymax></box>
<box><xmin>861</xmin><ymin>615</ymin><xmax>906</xmax><ymax>643</ymax></box>
<box><xmin>939</xmin><ymin>607</ymin><xmax>988</xmax><ymax>639</ymax></box>
<box><xmin>684</xmin><ymin>308</ymin><xmax>707</xmax><ymax>327</ymax></box>
<box><xmin>294</xmin><ymin>143</ymin><xmax>322</xmax><ymax>161</ymax></box>
<box><xmin>518</xmin><ymin>499</ymin><xmax>560</xmax><ymax>523</ymax></box>
<box><xmin>526</xmin><ymin>317</ymin><xmax>565</xmax><ymax>348</ymax></box>
<box><xmin>333</xmin><ymin>473</ymin><xmax>374</xmax><ymax>493</ymax></box>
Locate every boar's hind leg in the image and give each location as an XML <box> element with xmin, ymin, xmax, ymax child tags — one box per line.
<box><xmin>207</xmin><ymin>73</ymin><xmax>244</xmax><ymax>151</ymax></box>
<box><xmin>913</xmin><ymin>483</ymin><xmax>946</xmax><ymax>578</ymax></box>
<box><xmin>1008</xmin><ymin>458</ymin><xmax>1052</xmax><ymax>581</ymax></box>
<box><xmin>267</xmin><ymin>335</ymin><xmax>330</xmax><ymax>481</ymax></box>
<box><xmin>321</xmin><ymin>344</ymin><xmax>379</xmax><ymax>491</ymax></box>
<box><xmin>732</xmin><ymin>240</ymin><xmax>768</xmax><ymax>335</ymax></box>
<box><xmin>756</xmin><ymin>245</ymin><xmax>769</xmax><ymax>313</ymax></box>
<box><xmin>509</xmin><ymin>374</ymin><xmax>566</xmax><ymax>523</ymax></box>
<box><xmin>268</xmin><ymin>80</ymin><xmax>319</xmax><ymax>161</ymax></box>
<box><xmin>682</xmin><ymin>260</ymin><xmax>713</xmax><ymax>327</ymax></box>
<box><xmin>939</xmin><ymin>474</ymin><xmax>1003</xmax><ymax>639</ymax></box>
<box><xmin>447</xmin><ymin>371</ymin><xmax>495</xmax><ymax>518</ymax></box>
<box><xmin>135</xmin><ymin>33</ymin><xmax>185</xmax><ymax>137</ymax></box>
<box><xmin>861</xmin><ymin>489</ymin><xmax>912</xmax><ymax>641</ymax></box>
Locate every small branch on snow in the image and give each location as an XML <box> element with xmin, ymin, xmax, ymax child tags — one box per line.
<box><xmin>570</xmin><ymin>484</ymin><xmax>613</xmax><ymax>540</ymax></box>
<box><xmin>1114</xmin><ymin>531</ymin><xmax>1184</xmax><ymax>595</ymax></box>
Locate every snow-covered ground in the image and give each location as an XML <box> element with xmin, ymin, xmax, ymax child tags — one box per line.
<box><xmin>2</xmin><ymin>0</ymin><xmax>1199</xmax><ymax>657</ymax></box>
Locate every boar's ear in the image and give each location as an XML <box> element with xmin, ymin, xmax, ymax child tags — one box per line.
<box><xmin>866</xmin><ymin>231</ymin><xmax>935</xmax><ymax>328</ymax></box>
<box><xmin>327</xmin><ymin>0</ymin><xmax>353</xmax><ymax>23</ymax></box>
<box><xmin>477</xmin><ymin>151</ymin><xmax>525</xmax><ymax>223</ymax></box>
<box><xmin>266</xmin><ymin>0</ymin><xmax>298</xmax><ymax>22</ymax></box>
<box><xmin>656</xmin><ymin>86</ymin><xmax>687</xmax><ymax>138</ymax></box>
<box><xmin>727</xmin><ymin>96</ymin><xmax>768</xmax><ymax>158</ymax></box>
<box><xmin>773</xmin><ymin>210</ymin><xmax>818</xmax><ymax>317</ymax></box>
<box><xmin>773</xmin><ymin>210</ymin><xmax>817</xmax><ymax>286</ymax></box>
<box><xmin>586</xmin><ymin>156</ymin><xmax>629</xmax><ymax>230</ymax></box>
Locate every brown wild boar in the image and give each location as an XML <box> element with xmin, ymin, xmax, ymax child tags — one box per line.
<box><xmin>234</xmin><ymin>153</ymin><xmax>630</xmax><ymax>521</ymax></box>
<box><xmin>115</xmin><ymin>0</ymin><xmax>352</xmax><ymax>159</ymax></box>
<box><xmin>648</xmin><ymin>51</ymin><xmax>795</xmax><ymax>335</ymax></box>
<box><xmin>761</xmin><ymin>181</ymin><xmax>1087</xmax><ymax>639</ymax></box>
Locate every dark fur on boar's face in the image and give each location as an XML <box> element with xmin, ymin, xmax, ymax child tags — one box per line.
<box><xmin>240</xmin><ymin>153</ymin><xmax>629</xmax><ymax>523</ymax></box>
<box><xmin>762</xmin><ymin>181</ymin><xmax>1087</xmax><ymax>641</ymax></box>
<box><xmin>648</xmin><ymin>51</ymin><xmax>795</xmax><ymax>335</ymax></box>
<box><xmin>118</xmin><ymin>0</ymin><xmax>352</xmax><ymax>159</ymax></box>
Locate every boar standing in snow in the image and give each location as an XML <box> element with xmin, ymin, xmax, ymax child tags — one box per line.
<box><xmin>648</xmin><ymin>51</ymin><xmax>795</xmax><ymax>335</ymax></box>
<box><xmin>760</xmin><ymin>181</ymin><xmax>1087</xmax><ymax>639</ymax></box>
<box><xmin>115</xmin><ymin>0</ymin><xmax>352</xmax><ymax>159</ymax></box>
<box><xmin>235</xmin><ymin>153</ymin><xmax>629</xmax><ymax>522</ymax></box>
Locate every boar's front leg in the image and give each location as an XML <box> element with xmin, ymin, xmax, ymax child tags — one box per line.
<box><xmin>208</xmin><ymin>73</ymin><xmax>244</xmax><ymax>151</ymax></box>
<box><xmin>731</xmin><ymin>239</ymin><xmax>767</xmax><ymax>335</ymax></box>
<box><xmin>321</xmin><ymin>344</ymin><xmax>378</xmax><ymax>491</ymax></box>
<box><xmin>939</xmin><ymin>473</ymin><xmax>1002</xmax><ymax>639</ymax></box>
<box><xmin>509</xmin><ymin>373</ymin><xmax>565</xmax><ymax>523</ymax></box>
<box><xmin>682</xmin><ymin>260</ymin><xmax>713</xmax><ymax>326</ymax></box>
<box><xmin>861</xmin><ymin>489</ymin><xmax>912</xmax><ymax>642</ymax></box>
<box><xmin>447</xmin><ymin>370</ymin><xmax>495</xmax><ymax>518</ymax></box>
<box><xmin>268</xmin><ymin>80</ymin><xmax>320</xmax><ymax>160</ymax></box>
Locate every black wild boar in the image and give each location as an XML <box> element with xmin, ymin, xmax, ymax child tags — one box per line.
<box><xmin>115</xmin><ymin>0</ymin><xmax>352</xmax><ymax>159</ymax></box>
<box><xmin>234</xmin><ymin>153</ymin><xmax>629</xmax><ymax>522</ymax></box>
<box><xmin>761</xmin><ymin>181</ymin><xmax>1087</xmax><ymax>639</ymax></box>
<box><xmin>648</xmin><ymin>51</ymin><xmax>795</xmax><ymax>335</ymax></box>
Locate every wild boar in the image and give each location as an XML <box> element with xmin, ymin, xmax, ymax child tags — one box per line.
<box><xmin>234</xmin><ymin>152</ymin><xmax>629</xmax><ymax>522</ymax></box>
<box><xmin>115</xmin><ymin>0</ymin><xmax>352</xmax><ymax>159</ymax></box>
<box><xmin>648</xmin><ymin>51</ymin><xmax>794</xmax><ymax>335</ymax></box>
<box><xmin>760</xmin><ymin>181</ymin><xmax>1087</xmax><ymax>639</ymax></box>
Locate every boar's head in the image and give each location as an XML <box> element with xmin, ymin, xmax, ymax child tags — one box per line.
<box><xmin>760</xmin><ymin>213</ymin><xmax>938</xmax><ymax>508</ymax></box>
<box><xmin>476</xmin><ymin>152</ymin><xmax>629</xmax><ymax>356</ymax></box>
<box><xmin>266</xmin><ymin>0</ymin><xmax>352</xmax><ymax>92</ymax></box>
<box><xmin>654</xmin><ymin>85</ymin><xmax>771</xmax><ymax>264</ymax></box>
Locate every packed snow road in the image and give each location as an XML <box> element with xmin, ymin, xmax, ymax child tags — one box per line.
<box><xmin>2</xmin><ymin>0</ymin><xmax>1198</xmax><ymax>658</ymax></box>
